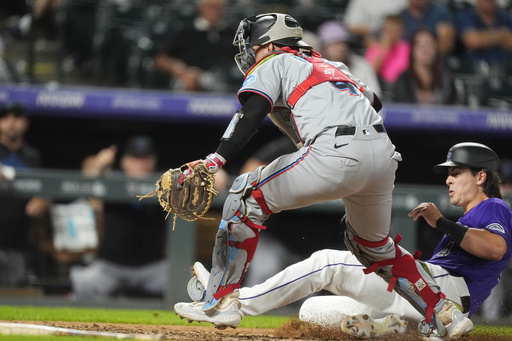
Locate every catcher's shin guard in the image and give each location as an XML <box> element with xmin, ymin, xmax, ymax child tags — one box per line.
<box><xmin>203</xmin><ymin>220</ymin><xmax>259</xmax><ymax>310</ymax></box>
<box><xmin>342</xmin><ymin>218</ymin><xmax>446</xmax><ymax>331</ymax></box>
<box><xmin>203</xmin><ymin>167</ymin><xmax>270</xmax><ymax>310</ymax></box>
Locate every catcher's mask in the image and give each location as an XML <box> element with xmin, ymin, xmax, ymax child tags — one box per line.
<box><xmin>233</xmin><ymin>13</ymin><xmax>312</xmax><ymax>74</ymax></box>
<box><xmin>433</xmin><ymin>142</ymin><xmax>501</xmax><ymax>173</ymax></box>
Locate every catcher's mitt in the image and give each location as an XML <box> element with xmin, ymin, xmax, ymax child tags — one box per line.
<box><xmin>138</xmin><ymin>161</ymin><xmax>218</xmax><ymax>229</ymax></box>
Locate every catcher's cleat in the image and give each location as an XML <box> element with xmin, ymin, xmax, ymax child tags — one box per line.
<box><xmin>186</xmin><ymin>262</ymin><xmax>209</xmax><ymax>302</ymax></box>
<box><xmin>436</xmin><ymin>301</ymin><xmax>473</xmax><ymax>339</ymax></box>
<box><xmin>341</xmin><ymin>314</ymin><xmax>408</xmax><ymax>339</ymax></box>
<box><xmin>174</xmin><ymin>293</ymin><xmax>242</xmax><ymax>329</ymax></box>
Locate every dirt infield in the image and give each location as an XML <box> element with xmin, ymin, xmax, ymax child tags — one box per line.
<box><xmin>5</xmin><ymin>320</ymin><xmax>509</xmax><ymax>341</ymax></box>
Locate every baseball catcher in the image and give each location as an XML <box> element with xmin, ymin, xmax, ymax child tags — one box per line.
<box><xmin>172</xmin><ymin>12</ymin><xmax>474</xmax><ymax>339</ymax></box>
<box><xmin>138</xmin><ymin>158</ymin><xmax>219</xmax><ymax>229</ymax></box>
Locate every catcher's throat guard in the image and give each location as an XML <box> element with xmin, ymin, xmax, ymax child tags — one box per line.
<box><xmin>137</xmin><ymin>161</ymin><xmax>218</xmax><ymax>229</ymax></box>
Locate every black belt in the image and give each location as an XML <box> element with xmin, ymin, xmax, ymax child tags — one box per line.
<box><xmin>335</xmin><ymin>124</ymin><xmax>386</xmax><ymax>136</ymax></box>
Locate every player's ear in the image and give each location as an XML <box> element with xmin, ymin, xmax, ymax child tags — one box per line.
<box><xmin>476</xmin><ymin>170</ymin><xmax>487</xmax><ymax>186</ymax></box>
<box><xmin>267</xmin><ymin>42</ymin><xmax>276</xmax><ymax>52</ymax></box>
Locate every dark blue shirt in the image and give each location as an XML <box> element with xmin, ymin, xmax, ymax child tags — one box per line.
<box><xmin>401</xmin><ymin>4</ymin><xmax>454</xmax><ymax>42</ymax></box>
<box><xmin>456</xmin><ymin>7</ymin><xmax>512</xmax><ymax>63</ymax></box>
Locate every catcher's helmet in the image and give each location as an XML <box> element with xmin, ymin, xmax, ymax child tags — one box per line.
<box><xmin>433</xmin><ymin>142</ymin><xmax>501</xmax><ymax>173</ymax></box>
<box><xmin>233</xmin><ymin>13</ymin><xmax>312</xmax><ymax>74</ymax></box>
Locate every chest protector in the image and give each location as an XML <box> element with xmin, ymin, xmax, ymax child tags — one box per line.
<box><xmin>258</xmin><ymin>47</ymin><xmax>363</xmax><ymax>148</ymax></box>
<box><xmin>280</xmin><ymin>46</ymin><xmax>362</xmax><ymax>108</ymax></box>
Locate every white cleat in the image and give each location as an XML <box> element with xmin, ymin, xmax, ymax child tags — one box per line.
<box><xmin>174</xmin><ymin>292</ymin><xmax>242</xmax><ymax>330</ymax></box>
<box><xmin>341</xmin><ymin>314</ymin><xmax>408</xmax><ymax>339</ymax></box>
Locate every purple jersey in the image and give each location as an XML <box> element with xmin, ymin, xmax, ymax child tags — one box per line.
<box><xmin>428</xmin><ymin>198</ymin><xmax>512</xmax><ymax>316</ymax></box>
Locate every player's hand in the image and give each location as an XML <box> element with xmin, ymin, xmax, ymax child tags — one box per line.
<box><xmin>25</xmin><ymin>197</ymin><xmax>52</xmax><ymax>218</ymax></box>
<box><xmin>179</xmin><ymin>153</ymin><xmax>226</xmax><ymax>185</ymax></box>
<box><xmin>408</xmin><ymin>202</ymin><xmax>443</xmax><ymax>227</ymax></box>
<box><xmin>180</xmin><ymin>68</ymin><xmax>200</xmax><ymax>91</ymax></box>
<box><xmin>82</xmin><ymin>145</ymin><xmax>117</xmax><ymax>176</ymax></box>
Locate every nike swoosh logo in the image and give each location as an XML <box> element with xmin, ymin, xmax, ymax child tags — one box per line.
<box><xmin>334</xmin><ymin>143</ymin><xmax>348</xmax><ymax>149</ymax></box>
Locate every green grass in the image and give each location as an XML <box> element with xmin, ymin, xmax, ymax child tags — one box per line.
<box><xmin>0</xmin><ymin>304</ymin><xmax>288</xmax><ymax>329</ymax></box>
<box><xmin>2</xmin><ymin>305</ymin><xmax>512</xmax><ymax>340</ymax></box>
<box><xmin>473</xmin><ymin>324</ymin><xmax>512</xmax><ymax>337</ymax></box>
<box><xmin>0</xmin><ymin>305</ymin><xmax>287</xmax><ymax>340</ymax></box>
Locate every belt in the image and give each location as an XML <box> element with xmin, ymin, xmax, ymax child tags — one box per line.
<box><xmin>335</xmin><ymin>124</ymin><xmax>386</xmax><ymax>136</ymax></box>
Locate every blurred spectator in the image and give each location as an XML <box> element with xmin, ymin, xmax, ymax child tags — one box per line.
<box><xmin>30</xmin><ymin>0</ymin><xmax>60</xmax><ymax>41</ymax></box>
<box><xmin>364</xmin><ymin>14</ymin><xmax>410</xmax><ymax>90</ymax></box>
<box><xmin>401</xmin><ymin>0</ymin><xmax>456</xmax><ymax>55</ymax></box>
<box><xmin>316</xmin><ymin>20</ymin><xmax>382</xmax><ymax>96</ymax></box>
<box><xmin>0</xmin><ymin>34</ymin><xmax>22</xmax><ymax>83</ymax></box>
<box><xmin>70</xmin><ymin>135</ymin><xmax>168</xmax><ymax>299</ymax></box>
<box><xmin>60</xmin><ymin>0</ymin><xmax>99</xmax><ymax>83</ymax></box>
<box><xmin>343</xmin><ymin>0</ymin><xmax>408</xmax><ymax>48</ymax></box>
<box><xmin>0</xmin><ymin>103</ymin><xmax>51</xmax><ymax>286</ymax></box>
<box><xmin>455</xmin><ymin>0</ymin><xmax>512</xmax><ymax>65</ymax></box>
<box><xmin>0</xmin><ymin>2</ymin><xmax>32</xmax><ymax>39</ymax></box>
<box><xmin>154</xmin><ymin>0</ymin><xmax>241</xmax><ymax>92</ymax></box>
<box><xmin>93</xmin><ymin>0</ymin><xmax>148</xmax><ymax>87</ymax></box>
<box><xmin>392</xmin><ymin>28</ymin><xmax>461</xmax><ymax>104</ymax></box>
<box><xmin>453</xmin><ymin>0</ymin><xmax>512</xmax><ymax>107</ymax></box>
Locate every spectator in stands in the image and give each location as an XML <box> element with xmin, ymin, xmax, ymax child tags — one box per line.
<box><xmin>453</xmin><ymin>0</ymin><xmax>512</xmax><ymax>107</ymax></box>
<box><xmin>343</xmin><ymin>0</ymin><xmax>408</xmax><ymax>48</ymax></box>
<box><xmin>0</xmin><ymin>1</ymin><xmax>31</xmax><ymax>39</ymax></box>
<box><xmin>316</xmin><ymin>20</ymin><xmax>382</xmax><ymax>96</ymax></box>
<box><xmin>60</xmin><ymin>0</ymin><xmax>98</xmax><ymax>84</ymax></box>
<box><xmin>31</xmin><ymin>0</ymin><xmax>60</xmax><ymax>41</ymax></box>
<box><xmin>364</xmin><ymin>14</ymin><xmax>410</xmax><ymax>90</ymax></box>
<box><xmin>70</xmin><ymin>135</ymin><xmax>168</xmax><ymax>299</ymax></box>
<box><xmin>455</xmin><ymin>0</ymin><xmax>512</xmax><ymax>65</ymax></box>
<box><xmin>401</xmin><ymin>0</ymin><xmax>456</xmax><ymax>55</ymax></box>
<box><xmin>0</xmin><ymin>34</ymin><xmax>22</xmax><ymax>83</ymax></box>
<box><xmin>0</xmin><ymin>103</ymin><xmax>51</xmax><ymax>286</ymax></box>
<box><xmin>154</xmin><ymin>0</ymin><xmax>241</xmax><ymax>93</ymax></box>
<box><xmin>392</xmin><ymin>28</ymin><xmax>460</xmax><ymax>104</ymax></box>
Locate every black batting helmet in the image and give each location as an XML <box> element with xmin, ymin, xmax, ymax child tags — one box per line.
<box><xmin>433</xmin><ymin>142</ymin><xmax>501</xmax><ymax>173</ymax></box>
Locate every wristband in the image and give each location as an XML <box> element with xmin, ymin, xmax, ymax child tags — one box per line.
<box><xmin>436</xmin><ymin>217</ymin><xmax>468</xmax><ymax>245</ymax></box>
<box><xmin>205</xmin><ymin>152</ymin><xmax>225</xmax><ymax>174</ymax></box>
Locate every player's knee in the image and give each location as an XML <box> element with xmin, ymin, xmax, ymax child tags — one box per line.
<box><xmin>310</xmin><ymin>249</ymin><xmax>336</xmax><ymax>261</ymax></box>
<box><xmin>222</xmin><ymin>167</ymin><xmax>264</xmax><ymax>220</ymax></box>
